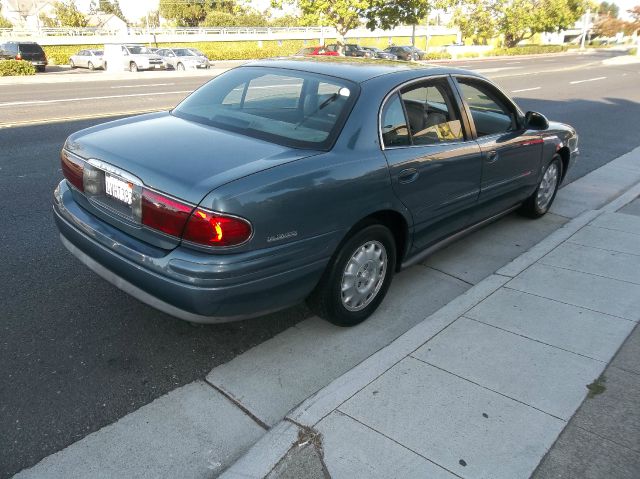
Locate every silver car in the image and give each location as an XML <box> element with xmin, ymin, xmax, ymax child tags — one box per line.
<box><xmin>156</xmin><ymin>48</ymin><xmax>210</xmax><ymax>70</ymax></box>
<box><xmin>69</xmin><ymin>49</ymin><xmax>104</xmax><ymax>70</ymax></box>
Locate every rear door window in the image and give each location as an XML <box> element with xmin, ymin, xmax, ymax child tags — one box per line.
<box><xmin>19</xmin><ymin>43</ymin><xmax>44</xmax><ymax>54</ymax></box>
<box><xmin>400</xmin><ymin>78</ymin><xmax>464</xmax><ymax>145</ymax></box>
<box><xmin>381</xmin><ymin>93</ymin><xmax>410</xmax><ymax>147</ymax></box>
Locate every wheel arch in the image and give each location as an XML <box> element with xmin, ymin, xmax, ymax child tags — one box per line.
<box><xmin>341</xmin><ymin>209</ymin><xmax>411</xmax><ymax>272</ymax></box>
<box><xmin>556</xmin><ymin>146</ymin><xmax>570</xmax><ymax>181</ymax></box>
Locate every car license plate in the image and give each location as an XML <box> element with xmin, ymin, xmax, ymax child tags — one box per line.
<box><xmin>105</xmin><ymin>173</ymin><xmax>133</xmax><ymax>205</ymax></box>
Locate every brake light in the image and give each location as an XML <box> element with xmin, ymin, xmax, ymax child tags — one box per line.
<box><xmin>141</xmin><ymin>189</ymin><xmax>192</xmax><ymax>237</ymax></box>
<box><xmin>61</xmin><ymin>151</ymin><xmax>84</xmax><ymax>191</ymax></box>
<box><xmin>183</xmin><ymin>208</ymin><xmax>252</xmax><ymax>247</ymax></box>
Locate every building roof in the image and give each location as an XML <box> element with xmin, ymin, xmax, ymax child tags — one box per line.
<box><xmin>85</xmin><ymin>13</ymin><xmax>126</xmax><ymax>28</ymax></box>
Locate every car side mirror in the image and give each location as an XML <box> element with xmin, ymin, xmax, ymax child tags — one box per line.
<box><xmin>524</xmin><ymin>111</ymin><xmax>549</xmax><ymax>130</ymax></box>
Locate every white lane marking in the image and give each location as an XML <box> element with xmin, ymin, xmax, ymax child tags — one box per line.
<box><xmin>505</xmin><ymin>61</ymin><xmax>522</xmax><ymax>65</ymax></box>
<box><xmin>110</xmin><ymin>83</ymin><xmax>175</xmax><ymax>89</ymax></box>
<box><xmin>569</xmin><ymin>76</ymin><xmax>607</xmax><ymax>84</ymax></box>
<box><xmin>511</xmin><ymin>87</ymin><xmax>541</xmax><ymax>93</ymax></box>
<box><xmin>0</xmin><ymin>90</ymin><xmax>192</xmax><ymax>107</ymax></box>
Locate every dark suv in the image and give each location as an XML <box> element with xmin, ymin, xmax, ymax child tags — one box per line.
<box><xmin>0</xmin><ymin>41</ymin><xmax>48</xmax><ymax>72</ymax></box>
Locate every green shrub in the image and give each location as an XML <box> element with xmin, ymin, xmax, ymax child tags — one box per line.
<box><xmin>631</xmin><ymin>47</ymin><xmax>638</xmax><ymax>55</ymax></box>
<box><xmin>424</xmin><ymin>51</ymin><xmax>452</xmax><ymax>60</ymax></box>
<box><xmin>44</xmin><ymin>44</ymin><xmax>102</xmax><ymax>65</ymax></box>
<box><xmin>0</xmin><ymin>59</ymin><xmax>36</xmax><ymax>76</ymax></box>
<box><xmin>456</xmin><ymin>51</ymin><xmax>480</xmax><ymax>58</ymax></box>
<box><xmin>490</xmin><ymin>44</ymin><xmax>568</xmax><ymax>56</ymax></box>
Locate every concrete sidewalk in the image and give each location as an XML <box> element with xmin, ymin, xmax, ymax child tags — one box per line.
<box><xmin>224</xmin><ymin>187</ymin><xmax>640</xmax><ymax>478</ymax></box>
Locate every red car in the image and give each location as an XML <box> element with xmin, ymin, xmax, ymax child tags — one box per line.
<box><xmin>295</xmin><ymin>46</ymin><xmax>340</xmax><ymax>57</ymax></box>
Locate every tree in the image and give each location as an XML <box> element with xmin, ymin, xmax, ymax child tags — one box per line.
<box><xmin>452</xmin><ymin>0</ymin><xmax>498</xmax><ymax>45</ymax></box>
<box><xmin>0</xmin><ymin>4</ymin><xmax>13</xmax><ymax>28</ymax></box>
<box><xmin>159</xmin><ymin>0</ymin><xmax>236</xmax><ymax>27</ymax></box>
<box><xmin>452</xmin><ymin>0</ymin><xmax>587</xmax><ymax>48</ymax></box>
<box><xmin>273</xmin><ymin>0</ymin><xmax>370</xmax><ymax>44</ymax></box>
<box><xmin>364</xmin><ymin>1</ymin><xmax>434</xmax><ymax>30</ymax></box>
<box><xmin>597</xmin><ymin>1</ymin><xmax>619</xmax><ymax>18</ymax></box>
<box><xmin>98</xmin><ymin>0</ymin><xmax>127</xmax><ymax>23</ymax></box>
<box><xmin>593</xmin><ymin>15</ymin><xmax>627</xmax><ymax>36</ymax></box>
<box><xmin>41</xmin><ymin>1</ymin><xmax>88</xmax><ymax>27</ymax></box>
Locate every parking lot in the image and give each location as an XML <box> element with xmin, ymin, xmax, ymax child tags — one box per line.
<box><xmin>2</xmin><ymin>49</ymin><xmax>640</xmax><ymax>477</ymax></box>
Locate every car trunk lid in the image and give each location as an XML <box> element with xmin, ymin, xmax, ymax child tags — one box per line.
<box><xmin>65</xmin><ymin>111</ymin><xmax>320</xmax><ymax>249</ymax></box>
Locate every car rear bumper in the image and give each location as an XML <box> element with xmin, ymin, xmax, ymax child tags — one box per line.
<box><xmin>53</xmin><ymin>180</ymin><xmax>331</xmax><ymax>323</ymax></box>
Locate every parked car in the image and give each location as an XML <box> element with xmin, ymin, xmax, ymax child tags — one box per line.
<box><xmin>295</xmin><ymin>46</ymin><xmax>340</xmax><ymax>57</ymax></box>
<box><xmin>0</xmin><ymin>41</ymin><xmax>47</xmax><ymax>72</ymax></box>
<box><xmin>156</xmin><ymin>47</ymin><xmax>210</xmax><ymax>70</ymax></box>
<box><xmin>361</xmin><ymin>47</ymin><xmax>397</xmax><ymax>60</ymax></box>
<box><xmin>54</xmin><ymin>58</ymin><xmax>578</xmax><ymax>327</ymax></box>
<box><xmin>326</xmin><ymin>44</ymin><xmax>373</xmax><ymax>58</ymax></box>
<box><xmin>69</xmin><ymin>49</ymin><xmax>104</xmax><ymax>70</ymax></box>
<box><xmin>187</xmin><ymin>48</ymin><xmax>212</xmax><ymax>66</ymax></box>
<box><xmin>384</xmin><ymin>46</ymin><xmax>421</xmax><ymax>61</ymax></box>
<box><xmin>118</xmin><ymin>44</ymin><xmax>164</xmax><ymax>72</ymax></box>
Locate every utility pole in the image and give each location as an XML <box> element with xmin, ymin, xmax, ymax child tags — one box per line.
<box><xmin>580</xmin><ymin>8</ymin><xmax>590</xmax><ymax>50</ymax></box>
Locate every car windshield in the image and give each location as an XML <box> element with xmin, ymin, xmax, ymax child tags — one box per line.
<box><xmin>173</xmin><ymin>66</ymin><xmax>358</xmax><ymax>150</ymax></box>
<box><xmin>92</xmin><ymin>50</ymin><xmax>103</xmax><ymax>55</ymax></box>
<box><xmin>127</xmin><ymin>46</ymin><xmax>151</xmax><ymax>54</ymax></box>
<box><xmin>189</xmin><ymin>49</ymin><xmax>204</xmax><ymax>56</ymax></box>
<box><xmin>174</xmin><ymin>49</ymin><xmax>195</xmax><ymax>56</ymax></box>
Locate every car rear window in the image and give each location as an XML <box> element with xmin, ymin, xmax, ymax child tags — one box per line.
<box><xmin>172</xmin><ymin>66</ymin><xmax>359</xmax><ymax>150</ymax></box>
<box><xmin>19</xmin><ymin>43</ymin><xmax>44</xmax><ymax>54</ymax></box>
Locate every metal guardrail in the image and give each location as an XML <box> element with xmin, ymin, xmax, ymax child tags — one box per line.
<box><xmin>0</xmin><ymin>26</ymin><xmax>325</xmax><ymax>37</ymax></box>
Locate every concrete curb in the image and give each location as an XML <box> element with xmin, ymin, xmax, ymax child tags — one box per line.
<box><xmin>221</xmin><ymin>173</ymin><xmax>640</xmax><ymax>478</ymax></box>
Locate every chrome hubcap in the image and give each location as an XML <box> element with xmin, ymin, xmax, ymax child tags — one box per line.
<box><xmin>536</xmin><ymin>162</ymin><xmax>559</xmax><ymax>211</ymax></box>
<box><xmin>341</xmin><ymin>241</ymin><xmax>387</xmax><ymax>312</ymax></box>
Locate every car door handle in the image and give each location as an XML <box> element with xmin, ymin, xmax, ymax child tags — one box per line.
<box><xmin>398</xmin><ymin>168</ymin><xmax>419</xmax><ymax>184</ymax></box>
<box><xmin>486</xmin><ymin>151</ymin><xmax>498</xmax><ymax>163</ymax></box>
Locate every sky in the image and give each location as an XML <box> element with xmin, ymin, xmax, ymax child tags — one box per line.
<box><xmin>75</xmin><ymin>0</ymin><xmax>638</xmax><ymax>23</ymax></box>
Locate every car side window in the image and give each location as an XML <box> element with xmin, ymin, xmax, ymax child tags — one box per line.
<box><xmin>456</xmin><ymin>79</ymin><xmax>518</xmax><ymax>137</ymax></box>
<box><xmin>381</xmin><ymin>93</ymin><xmax>410</xmax><ymax>147</ymax></box>
<box><xmin>400</xmin><ymin>79</ymin><xmax>464</xmax><ymax>145</ymax></box>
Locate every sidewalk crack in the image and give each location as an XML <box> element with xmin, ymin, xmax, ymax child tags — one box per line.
<box><xmin>203</xmin><ymin>379</ymin><xmax>269</xmax><ymax>430</ymax></box>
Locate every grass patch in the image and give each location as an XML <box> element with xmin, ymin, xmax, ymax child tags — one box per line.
<box><xmin>586</xmin><ymin>375</ymin><xmax>606</xmax><ymax>398</ymax></box>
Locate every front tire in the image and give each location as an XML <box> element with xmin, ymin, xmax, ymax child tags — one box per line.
<box><xmin>307</xmin><ymin>224</ymin><xmax>396</xmax><ymax>327</ymax></box>
<box><xmin>129</xmin><ymin>62</ymin><xmax>138</xmax><ymax>72</ymax></box>
<box><xmin>520</xmin><ymin>155</ymin><xmax>562</xmax><ymax>218</ymax></box>
<box><xmin>69</xmin><ymin>60</ymin><xmax>75</xmax><ymax>69</ymax></box>
<box><xmin>177</xmin><ymin>62</ymin><xmax>185</xmax><ymax>71</ymax></box>
<box><xmin>88</xmin><ymin>61</ymin><xmax>95</xmax><ymax>70</ymax></box>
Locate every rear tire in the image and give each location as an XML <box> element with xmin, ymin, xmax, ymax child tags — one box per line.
<box><xmin>69</xmin><ymin>60</ymin><xmax>75</xmax><ymax>69</ymax></box>
<box><xmin>88</xmin><ymin>61</ymin><xmax>95</xmax><ymax>70</ymax></box>
<box><xmin>36</xmin><ymin>65</ymin><xmax>45</xmax><ymax>73</ymax></box>
<box><xmin>519</xmin><ymin>155</ymin><xmax>562</xmax><ymax>218</ymax></box>
<box><xmin>129</xmin><ymin>62</ymin><xmax>138</xmax><ymax>72</ymax></box>
<box><xmin>307</xmin><ymin>224</ymin><xmax>396</xmax><ymax>327</ymax></box>
<box><xmin>177</xmin><ymin>62</ymin><xmax>185</xmax><ymax>71</ymax></box>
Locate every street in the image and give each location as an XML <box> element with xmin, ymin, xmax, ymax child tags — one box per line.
<box><xmin>1</xmin><ymin>49</ymin><xmax>639</xmax><ymax>477</ymax></box>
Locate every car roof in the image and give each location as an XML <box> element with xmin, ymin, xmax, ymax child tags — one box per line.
<box><xmin>243</xmin><ymin>57</ymin><xmax>471</xmax><ymax>84</ymax></box>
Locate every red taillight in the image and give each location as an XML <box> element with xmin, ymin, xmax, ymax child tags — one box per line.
<box><xmin>141</xmin><ymin>189</ymin><xmax>193</xmax><ymax>237</ymax></box>
<box><xmin>61</xmin><ymin>151</ymin><xmax>84</xmax><ymax>191</ymax></box>
<box><xmin>183</xmin><ymin>208</ymin><xmax>252</xmax><ymax>247</ymax></box>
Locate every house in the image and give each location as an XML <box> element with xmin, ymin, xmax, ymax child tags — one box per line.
<box><xmin>1</xmin><ymin>0</ymin><xmax>56</xmax><ymax>29</ymax></box>
<box><xmin>85</xmin><ymin>13</ymin><xmax>127</xmax><ymax>34</ymax></box>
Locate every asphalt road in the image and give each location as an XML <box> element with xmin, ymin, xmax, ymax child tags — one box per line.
<box><xmin>1</xmin><ymin>49</ymin><xmax>639</xmax><ymax>477</ymax></box>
